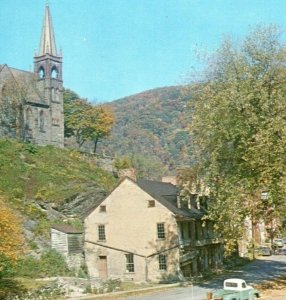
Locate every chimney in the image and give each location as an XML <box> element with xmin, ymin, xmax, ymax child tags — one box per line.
<box><xmin>118</xmin><ymin>168</ymin><xmax>137</xmax><ymax>182</ymax></box>
<box><xmin>161</xmin><ymin>176</ymin><xmax>177</xmax><ymax>185</ymax></box>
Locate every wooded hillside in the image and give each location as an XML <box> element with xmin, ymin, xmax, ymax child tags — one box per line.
<box><xmin>98</xmin><ymin>86</ymin><xmax>192</xmax><ymax>179</ymax></box>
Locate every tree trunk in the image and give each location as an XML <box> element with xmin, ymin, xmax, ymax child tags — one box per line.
<box><xmin>93</xmin><ymin>137</ymin><xmax>99</xmax><ymax>154</ymax></box>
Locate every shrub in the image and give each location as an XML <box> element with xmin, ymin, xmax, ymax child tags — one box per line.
<box><xmin>0</xmin><ymin>254</ymin><xmax>15</xmax><ymax>279</ymax></box>
<box><xmin>15</xmin><ymin>249</ymin><xmax>71</xmax><ymax>278</ymax></box>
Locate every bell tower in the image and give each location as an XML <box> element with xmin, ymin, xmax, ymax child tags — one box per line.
<box><xmin>33</xmin><ymin>3</ymin><xmax>64</xmax><ymax>147</ymax></box>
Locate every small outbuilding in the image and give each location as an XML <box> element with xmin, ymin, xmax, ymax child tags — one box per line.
<box><xmin>51</xmin><ymin>224</ymin><xmax>83</xmax><ymax>270</ymax></box>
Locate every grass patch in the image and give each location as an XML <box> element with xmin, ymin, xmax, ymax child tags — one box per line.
<box><xmin>15</xmin><ymin>277</ymin><xmax>49</xmax><ymax>291</ymax></box>
<box><xmin>15</xmin><ymin>249</ymin><xmax>72</xmax><ymax>278</ymax></box>
<box><xmin>120</xmin><ymin>281</ymin><xmax>157</xmax><ymax>291</ymax></box>
<box><xmin>0</xmin><ymin>139</ymin><xmax>117</xmax><ymax>223</ymax></box>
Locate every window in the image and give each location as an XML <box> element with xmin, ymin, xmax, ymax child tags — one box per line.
<box><xmin>158</xmin><ymin>254</ymin><xmax>167</xmax><ymax>270</ymax></box>
<box><xmin>125</xmin><ymin>253</ymin><xmax>134</xmax><ymax>273</ymax></box>
<box><xmin>51</xmin><ymin>67</ymin><xmax>58</xmax><ymax>79</ymax></box>
<box><xmin>38</xmin><ymin>67</ymin><xmax>45</xmax><ymax>79</ymax></box>
<box><xmin>157</xmin><ymin>223</ymin><xmax>165</xmax><ymax>239</ymax></box>
<box><xmin>225</xmin><ymin>282</ymin><xmax>238</xmax><ymax>288</ymax></box>
<box><xmin>180</xmin><ymin>223</ymin><xmax>185</xmax><ymax>239</ymax></box>
<box><xmin>98</xmin><ymin>225</ymin><xmax>106</xmax><ymax>241</ymax></box>
<box><xmin>99</xmin><ymin>205</ymin><xmax>106</xmax><ymax>212</ymax></box>
<box><xmin>26</xmin><ymin>108</ymin><xmax>32</xmax><ymax>130</ymax></box>
<box><xmin>148</xmin><ymin>200</ymin><xmax>155</xmax><ymax>207</ymax></box>
<box><xmin>39</xmin><ymin>110</ymin><xmax>45</xmax><ymax>132</ymax></box>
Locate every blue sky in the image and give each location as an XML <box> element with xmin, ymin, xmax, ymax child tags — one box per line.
<box><xmin>1</xmin><ymin>0</ymin><xmax>286</xmax><ymax>102</ymax></box>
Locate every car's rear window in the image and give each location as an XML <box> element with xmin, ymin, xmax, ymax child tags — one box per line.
<box><xmin>225</xmin><ymin>282</ymin><xmax>238</xmax><ymax>288</ymax></box>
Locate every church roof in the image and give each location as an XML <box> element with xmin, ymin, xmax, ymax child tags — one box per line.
<box><xmin>0</xmin><ymin>64</ymin><xmax>47</xmax><ymax>107</ymax></box>
<box><xmin>38</xmin><ymin>4</ymin><xmax>57</xmax><ymax>56</ymax></box>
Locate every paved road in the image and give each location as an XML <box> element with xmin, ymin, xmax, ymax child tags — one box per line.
<box><xmin>124</xmin><ymin>255</ymin><xmax>286</xmax><ymax>300</ymax></box>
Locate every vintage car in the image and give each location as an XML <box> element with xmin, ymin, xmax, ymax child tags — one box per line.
<box><xmin>211</xmin><ymin>278</ymin><xmax>260</xmax><ymax>300</ymax></box>
<box><xmin>273</xmin><ymin>238</ymin><xmax>284</xmax><ymax>248</ymax></box>
<box><xmin>257</xmin><ymin>245</ymin><xmax>272</xmax><ymax>256</ymax></box>
<box><xmin>275</xmin><ymin>248</ymin><xmax>286</xmax><ymax>255</ymax></box>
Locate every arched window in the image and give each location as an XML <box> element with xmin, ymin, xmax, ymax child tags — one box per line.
<box><xmin>1</xmin><ymin>84</ymin><xmax>9</xmax><ymax>103</ymax></box>
<box><xmin>38</xmin><ymin>67</ymin><xmax>45</xmax><ymax>79</ymax></box>
<box><xmin>26</xmin><ymin>108</ymin><xmax>33</xmax><ymax>130</ymax></box>
<box><xmin>51</xmin><ymin>66</ymin><xmax>58</xmax><ymax>79</ymax></box>
<box><xmin>25</xmin><ymin>108</ymin><xmax>34</xmax><ymax>141</ymax></box>
<box><xmin>39</xmin><ymin>110</ymin><xmax>45</xmax><ymax>132</ymax></box>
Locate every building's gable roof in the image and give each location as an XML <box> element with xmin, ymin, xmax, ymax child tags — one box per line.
<box><xmin>51</xmin><ymin>224</ymin><xmax>83</xmax><ymax>234</ymax></box>
<box><xmin>0</xmin><ymin>64</ymin><xmax>16</xmax><ymax>82</ymax></box>
<box><xmin>0</xmin><ymin>64</ymin><xmax>5</xmax><ymax>73</ymax></box>
<box><xmin>0</xmin><ymin>64</ymin><xmax>34</xmax><ymax>80</ymax></box>
<box><xmin>137</xmin><ymin>179</ymin><xmax>204</xmax><ymax>219</ymax></box>
<box><xmin>84</xmin><ymin>177</ymin><xmax>130</xmax><ymax>218</ymax></box>
<box><xmin>84</xmin><ymin>177</ymin><xmax>205</xmax><ymax>220</ymax></box>
<box><xmin>0</xmin><ymin>64</ymin><xmax>47</xmax><ymax>107</ymax></box>
<box><xmin>83</xmin><ymin>196</ymin><xmax>108</xmax><ymax>218</ymax></box>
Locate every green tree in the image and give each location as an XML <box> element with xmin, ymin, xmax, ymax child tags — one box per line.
<box><xmin>63</xmin><ymin>88</ymin><xmax>80</xmax><ymax>138</ymax></box>
<box><xmin>64</xmin><ymin>94</ymin><xmax>114</xmax><ymax>152</ymax></box>
<box><xmin>131</xmin><ymin>154</ymin><xmax>166</xmax><ymax>180</ymax></box>
<box><xmin>113</xmin><ymin>156</ymin><xmax>132</xmax><ymax>170</ymax></box>
<box><xmin>87</xmin><ymin>105</ymin><xmax>114</xmax><ymax>153</ymax></box>
<box><xmin>190</xmin><ymin>25</ymin><xmax>286</xmax><ymax>256</ymax></box>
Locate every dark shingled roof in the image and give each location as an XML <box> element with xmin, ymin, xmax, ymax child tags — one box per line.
<box><xmin>0</xmin><ymin>64</ymin><xmax>47</xmax><ymax>107</ymax></box>
<box><xmin>84</xmin><ymin>177</ymin><xmax>205</xmax><ymax>220</ymax></box>
<box><xmin>51</xmin><ymin>224</ymin><xmax>83</xmax><ymax>234</ymax></box>
<box><xmin>137</xmin><ymin>179</ymin><xmax>204</xmax><ymax>219</ymax></box>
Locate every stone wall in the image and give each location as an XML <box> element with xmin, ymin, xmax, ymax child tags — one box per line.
<box><xmin>0</xmin><ymin>65</ymin><xmax>64</xmax><ymax>148</ymax></box>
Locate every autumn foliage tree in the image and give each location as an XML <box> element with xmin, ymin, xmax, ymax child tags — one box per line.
<box><xmin>189</xmin><ymin>25</ymin><xmax>286</xmax><ymax>255</ymax></box>
<box><xmin>64</xmin><ymin>91</ymin><xmax>114</xmax><ymax>152</ymax></box>
<box><xmin>0</xmin><ymin>196</ymin><xmax>25</xmax><ymax>277</ymax></box>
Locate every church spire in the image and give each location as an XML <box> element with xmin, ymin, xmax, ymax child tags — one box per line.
<box><xmin>38</xmin><ymin>3</ymin><xmax>57</xmax><ymax>56</ymax></box>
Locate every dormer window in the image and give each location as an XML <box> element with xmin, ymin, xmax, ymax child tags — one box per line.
<box><xmin>197</xmin><ymin>198</ymin><xmax>201</xmax><ymax>210</ymax></box>
<box><xmin>177</xmin><ymin>196</ymin><xmax>181</xmax><ymax>208</ymax></box>
<box><xmin>148</xmin><ymin>200</ymin><xmax>155</xmax><ymax>207</ymax></box>
<box><xmin>99</xmin><ymin>205</ymin><xmax>106</xmax><ymax>212</ymax></box>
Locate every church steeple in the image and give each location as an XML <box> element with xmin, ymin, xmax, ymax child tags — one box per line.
<box><xmin>34</xmin><ymin>3</ymin><xmax>62</xmax><ymax>81</ymax></box>
<box><xmin>32</xmin><ymin>3</ymin><xmax>64</xmax><ymax>148</ymax></box>
<box><xmin>38</xmin><ymin>3</ymin><xmax>57</xmax><ymax>56</ymax></box>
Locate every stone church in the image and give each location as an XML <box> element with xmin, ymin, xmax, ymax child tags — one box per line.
<box><xmin>0</xmin><ymin>4</ymin><xmax>64</xmax><ymax>147</ymax></box>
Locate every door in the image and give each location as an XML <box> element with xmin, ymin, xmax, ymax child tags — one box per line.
<box><xmin>98</xmin><ymin>256</ymin><xmax>108</xmax><ymax>279</ymax></box>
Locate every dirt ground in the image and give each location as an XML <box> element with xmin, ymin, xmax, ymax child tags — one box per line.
<box><xmin>258</xmin><ymin>279</ymin><xmax>286</xmax><ymax>299</ymax></box>
<box><xmin>260</xmin><ymin>288</ymin><xmax>286</xmax><ymax>299</ymax></box>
